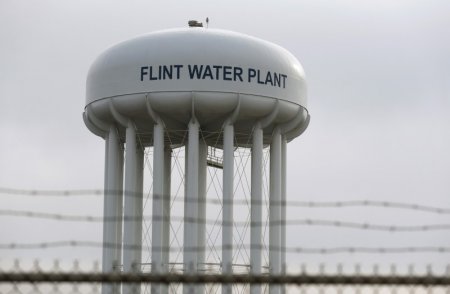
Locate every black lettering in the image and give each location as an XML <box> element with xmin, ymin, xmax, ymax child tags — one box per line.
<box><xmin>265</xmin><ymin>71</ymin><xmax>273</xmax><ymax>86</ymax></box>
<box><xmin>281</xmin><ymin>74</ymin><xmax>287</xmax><ymax>88</ymax></box>
<box><xmin>162</xmin><ymin>65</ymin><xmax>172</xmax><ymax>79</ymax></box>
<box><xmin>274</xmin><ymin>73</ymin><xmax>281</xmax><ymax>87</ymax></box>
<box><xmin>140</xmin><ymin>66</ymin><xmax>149</xmax><ymax>81</ymax></box>
<box><xmin>188</xmin><ymin>64</ymin><xmax>203</xmax><ymax>79</ymax></box>
<box><xmin>223</xmin><ymin>66</ymin><xmax>232</xmax><ymax>81</ymax></box>
<box><xmin>149</xmin><ymin>66</ymin><xmax>158</xmax><ymax>80</ymax></box>
<box><xmin>233</xmin><ymin>67</ymin><xmax>243</xmax><ymax>82</ymax></box>
<box><xmin>248</xmin><ymin>68</ymin><xmax>256</xmax><ymax>82</ymax></box>
<box><xmin>257</xmin><ymin>69</ymin><xmax>264</xmax><ymax>85</ymax></box>
<box><xmin>202</xmin><ymin>65</ymin><xmax>214</xmax><ymax>80</ymax></box>
<box><xmin>174</xmin><ymin>65</ymin><xmax>183</xmax><ymax>79</ymax></box>
<box><xmin>213</xmin><ymin>65</ymin><xmax>222</xmax><ymax>79</ymax></box>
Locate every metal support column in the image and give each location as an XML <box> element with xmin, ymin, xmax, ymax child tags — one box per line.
<box><xmin>151</xmin><ymin>123</ymin><xmax>165</xmax><ymax>294</ymax></box>
<box><xmin>116</xmin><ymin>136</ymin><xmax>124</xmax><ymax>270</ymax></box>
<box><xmin>135</xmin><ymin>146</ymin><xmax>143</xmax><ymax>271</ymax></box>
<box><xmin>151</xmin><ymin>124</ymin><xmax>165</xmax><ymax>268</ymax></box>
<box><xmin>184</xmin><ymin>119</ymin><xmax>199</xmax><ymax>294</ymax></box>
<box><xmin>222</xmin><ymin>123</ymin><xmax>234</xmax><ymax>294</ymax></box>
<box><xmin>102</xmin><ymin>126</ymin><xmax>123</xmax><ymax>294</ymax></box>
<box><xmin>197</xmin><ymin>140</ymin><xmax>207</xmax><ymax>294</ymax></box>
<box><xmin>161</xmin><ymin>147</ymin><xmax>172</xmax><ymax>294</ymax></box>
<box><xmin>281</xmin><ymin>136</ymin><xmax>287</xmax><ymax>294</ymax></box>
<box><xmin>123</xmin><ymin>122</ymin><xmax>142</xmax><ymax>294</ymax></box>
<box><xmin>269</xmin><ymin>127</ymin><xmax>282</xmax><ymax>294</ymax></box>
<box><xmin>250</xmin><ymin>126</ymin><xmax>263</xmax><ymax>294</ymax></box>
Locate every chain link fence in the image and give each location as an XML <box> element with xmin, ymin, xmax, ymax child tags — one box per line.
<box><xmin>1</xmin><ymin>260</ymin><xmax>449</xmax><ymax>294</ymax></box>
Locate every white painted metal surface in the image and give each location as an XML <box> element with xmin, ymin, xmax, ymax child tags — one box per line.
<box><xmin>84</xmin><ymin>28</ymin><xmax>308</xmax><ymax>146</ymax></box>
<box><xmin>102</xmin><ymin>127</ymin><xmax>123</xmax><ymax>294</ymax></box>
<box><xmin>222</xmin><ymin>123</ymin><xmax>234</xmax><ymax>294</ymax></box>
<box><xmin>135</xmin><ymin>146</ymin><xmax>143</xmax><ymax>272</ymax></box>
<box><xmin>162</xmin><ymin>148</ymin><xmax>172</xmax><ymax>271</ymax></box>
<box><xmin>197</xmin><ymin>141</ymin><xmax>207</xmax><ymax>294</ymax></box>
<box><xmin>162</xmin><ymin>147</ymin><xmax>172</xmax><ymax>294</ymax></box>
<box><xmin>270</xmin><ymin>128</ymin><xmax>282</xmax><ymax>294</ymax></box>
<box><xmin>86</xmin><ymin>28</ymin><xmax>306</xmax><ymax>107</ymax></box>
<box><xmin>281</xmin><ymin>136</ymin><xmax>287</xmax><ymax>294</ymax></box>
<box><xmin>122</xmin><ymin>123</ymin><xmax>142</xmax><ymax>294</ymax></box>
<box><xmin>184</xmin><ymin>119</ymin><xmax>199</xmax><ymax>294</ymax></box>
<box><xmin>151</xmin><ymin>122</ymin><xmax>164</xmax><ymax>294</ymax></box>
<box><xmin>197</xmin><ymin>141</ymin><xmax>207</xmax><ymax>265</ymax></box>
<box><xmin>250</xmin><ymin>126</ymin><xmax>263</xmax><ymax>294</ymax></box>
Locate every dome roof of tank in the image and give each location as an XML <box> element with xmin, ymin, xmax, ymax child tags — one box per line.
<box><xmin>86</xmin><ymin>28</ymin><xmax>307</xmax><ymax>108</ymax></box>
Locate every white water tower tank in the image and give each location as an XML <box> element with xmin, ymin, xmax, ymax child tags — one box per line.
<box><xmin>84</xmin><ymin>27</ymin><xmax>309</xmax><ymax>294</ymax></box>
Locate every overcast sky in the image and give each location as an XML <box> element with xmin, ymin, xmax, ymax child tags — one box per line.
<box><xmin>0</xmin><ymin>0</ymin><xmax>449</xmax><ymax>273</ymax></box>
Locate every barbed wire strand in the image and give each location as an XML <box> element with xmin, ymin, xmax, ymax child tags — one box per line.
<box><xmin>1</xmin><ymin>241</ymin><xmax>450</xmax><ymax>254</ymax></box>
<box><xmin>0</xmin><ymin>209</ymin><xmax>449</xmax><ymax>232</ymax></box>
<box><xmin>1</xmin><ymin>187</ymin><xmax>449</xmax><ymax>215</ymax></box>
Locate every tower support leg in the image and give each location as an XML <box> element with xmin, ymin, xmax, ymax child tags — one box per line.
<box><xmin>151</xmin><ymin>123</ymin><xmax>165</xmax><ymax>294</ymax></box>
<box><xmin>222</xmin><ymin>124</ymin><xmax>234</xmax><ymax>294</ymax></box>
<box><xmin>197</xmin><ymin>140</ymin><xmax>207</xmax><ymax>294</ymax></box>
<box><xmin>161</xmin><ymin>147</ymin><xmax>172</xmax><ymax>294</ymax></box>
<box><xmin>123</xmin><ymin>123</ymin><xmax>143</xmax><ymax>294</ymax></box>
<box><xmin>281</xmin><ymin>136</ymin><xmax>287</xmax><ymax>294</ymax></box>
<box><xmin>250</xmin><ymin>126</ymin><xmax>263</xmax><ymax>294</ymax></box>
<box><xmin>269</xmin><ymin>128</ymin><xmax>282</xmax><ymax>294</ymax></box>
<box><xmin>184</xmin><ymin>119</ymin><xmax>199</xmax><ymax>294</ymax></box>
<box><xmin>102</xmin><ymin>127</ymin><xmax>123</xmax><ymax>294</ymax></box>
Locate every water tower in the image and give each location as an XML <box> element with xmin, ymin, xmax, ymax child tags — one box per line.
<box><xmin>84</xmin><ymin>24</ymin><xmax>309</xmax><ymax>294</ymax></box>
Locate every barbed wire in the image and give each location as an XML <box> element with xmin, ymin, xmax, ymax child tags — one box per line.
<box><xmin>1</xmin><ymin>272</ymin><xmax>450</xmax><ymax>285</ymax></box>
<box><xmin>1</xmin><ymin>187</ymin><xmax>449</xmax><ymax>215</ymax></box>
<box><xmin>1</xmin><ymin>241</ymin><xmax>450</xmax><ymax>254</ymax></box>
<box><xmin>0</xmin><ymin>187</ymin><xmax>103</xmax><ymax>196</ymax></box>
<box><xmin>1</xmin><ymin>209</ymin><xmax>449</xmax><ymax>232</ymax></box>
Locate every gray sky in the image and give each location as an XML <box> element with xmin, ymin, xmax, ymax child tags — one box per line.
<box><xmin>0</xmin><ymin>0</ymin><xmax>449</xmax><ymax>273</ymax></box>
